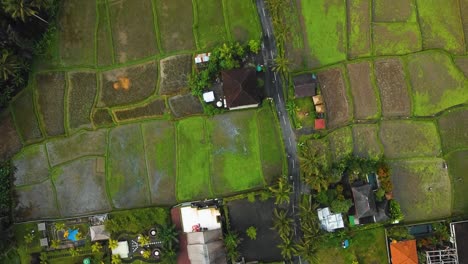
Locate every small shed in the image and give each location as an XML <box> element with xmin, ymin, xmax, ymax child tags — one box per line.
<box><xmin>37</xmin><ymin>222</ymin><xmax>46</xmax><ymax>232</ymax></box>
<box><xmin>390</xmin><ymin>240</ymin><xmax>418</xmax><ymax>264</ymax></box>
<box><xmin>40</xmin><ymin>238</ymin><xmax>49</xmax><ymax>247</ymax></box>
<box><xmin>315</xmin><ymin>119</ymin><xmax>326</xmax><ymax>130</ymax></box>
<box><xmin>195</xmin><ymin>53</ymin><xmax>211</xmax><ymax>64</ymax></box>
<box><xmin>203</xmin><ymin>91</ymin><xmax>215</xmax><ymax>103</ymax></box>
<box><xmin>293</xmin><ymin>74</ymin><xmax>318</xmax><ymax>98</ymax></box>
<box><xmin>315</xmin><ymin>104</ymin><xmax>325</xmax><ymax>114</ymax></box>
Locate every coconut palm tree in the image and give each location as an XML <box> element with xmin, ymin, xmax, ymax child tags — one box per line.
<box><xmin>50</xmin><ymin>239</ymin><xmax>60</xmax><ymax>249</ymax></box>
<box><xmin>142</xmin><ymin>250</ymin><xmax>151</xmax><ymax>259</ymax></box>
<box><xmin>91</xmin><ymin>242</ymin><xmax>102</xmax><ymax>253</ymax></box>
<box><xmin>111</xmin><ymin>255</ymin><xmax>122</xmax><ymax>264</ymax></box>
<box><xmin>138</xmin><ymin>235</ymin><xmax>150</xmax><ymax>246</ymax></box>
<box><xmin>108</xmin><ymin>239</ymin><xmax>118</xmax><ymax>250</ymax></box>
<box><xmin>69</xmin><ymin>247</ymin><xmax>79</xmax><ymax>257</ymax></box>
<box><xmin>272</xmin><ymin>55</ymin><xmax>290</xmax><ymax>77</ymax></box>
<box><xmin>277</xmin><ymin>236</ymin><xmax>295</xmax><ymax>260</ymax></box>
<box><xmin>0</xmin><ymin>50</ymin><xmax>20</xmax><ymax>81</ymax></box>
<box><xmin>269</xmin><ymin>175</ymin><xmax>291</xmax><ymax>205</ymax></box>
<box><xmin>54</xmin><ymin>222</ymin><xmax>65</xmax><ymax>232</ymax></box>
<box><xmin>2</xmin><ymin>0</ymin><xmax>48</xmax><ymax>23</ymax></box>
<box><xmin>272</xmin><ymin>208</ymin><xmax>293</xmax><ymax>240</ymax></box>
<box><xmin>295</xmin><ymin>238</ymin><xmax>318</xmax><ymax>263</ymax></box>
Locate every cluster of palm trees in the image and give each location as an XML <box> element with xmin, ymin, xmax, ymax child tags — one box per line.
<box><xmin>299</xmin><ymin>140</ymin><xmax>332</xmax><ymax>192</ymax></box>
<box><xmin>0</xmin><ymin>0</ymin><xmax>57</xmax><ymax>108</ymax></box>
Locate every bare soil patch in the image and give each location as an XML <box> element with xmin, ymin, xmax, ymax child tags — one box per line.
<box><xmin>108</xmin><ymin>0</ymin><xmax>158</xmax><ymax>63</ymax></box>
<box><xmin>159</xmin><ymin>54</ymin><xmax>192</xmax><ymax>95</ymax></box>
<box><xmin>53</xmin><ymin>157</ymin><xmax>111</xmax><ymax>217</ymax></box>
<box><xmin>11</xmin><ymin>90</ymin><xmax>42</xmax><ymax>143</ymax></box>
<box><xmin>13</xmin><ymin>144</ymin><xmax>49</xmax><ymax>186</ymax></box>
<box><xmin>46</xmin><ymin>130</ymin><xmax>107</xmax><ymax>166</ymax></box>
<box><xmin>36</xmin><ymin>72</ymin><xmax>66</xmax><ymax>137</ymax></box>
<box><xmin>372</xmin><ymin>22</ymin><xmax>422</xmax><ymax>55</ymax></box>
<box><xmin>0</xmin><ymin>111</ymin><xmax>22</xmax><ymax>160</ymax></box>
<box><xmin>373</xmin><ymin>0</ymin><xmax>413</xmax><ymax>22</ymax></box>
<box><xmin>227</xmin><ymin>198</ymin><xmax>282</xmax><ymax>262</ymax></box>
<box><xmin>438</xmin><ymin>108</ymin><xmax>468</xmax><ymax>153</ymax></box>
<box><xmin>58</xmin><ymin>0</ymin><xmax>96</xmax><ymax>66</ymax></box>
<box><xmin>347</xmin><ymin>62</ymin><xmax>379</xmax><ymax>119</ymax></box>
<box><xmin>154</xmin><ymin>0</ymin><xmax>196</xmax><ymax>53</ymax></box>
<box><xmin>114</xmin><ymin>99</ymin><xmax>166</xmax><ymax>121</ymax></box>
<box><xmin>168</xmin><ymin>94</ymin><xmax>203</xmax><ymax>118</ymax></box>
<box><xmin>99</xmin><ymin>61</ymin><xmax>158</xmax><ymax>107</ymax></box>
<box><xmin>379</xmin><ymin>120</ymin><xmax>441</xmax><ymax>159</ymax></box>
<box><xmin>374</xmin><ymin>58</ymin><xmax>411</xmax><ymax>117</ymax></box>
<box><xmin>390</xmin><ymin>158</ymin><xmax>451</xmax><ymax>222</ymax></box>
<box><xmin>92</xmin><ymin>109</ymin><xmax>114</xmax><ymax>127</ymax></box>
<box><xmin>68</xmin><ymin>72</ymin><xmax>97</xmax><ymax>130</ymax></box>
<box><xmin>352</xmin><ymin>124</ymin><xmax>383</xmax><ymax>159</ymax></box>
<box><xmin>318</xmin><ymin>67</ymin><xmax>352</xmax><ymax>128</ymax></box>
<box><xmin>15</xmin><ymin>180</ymin><xmax>60</xmax><ymax>221</ymax></box>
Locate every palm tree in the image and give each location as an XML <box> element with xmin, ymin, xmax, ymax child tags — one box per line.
<box><xmin>272</xmin><ymin>55</ymin><xmax>290</xmax><ymax>77</ymax></box>
<box><xmin>50</xmin><ymin>239</ymin><xmax>60</xmax><ymax>249</ymax></box>
<box><xmin>158</xmin><ymin>225</ymin><xmax>179</xmax><ymax>250</ymax></box>
<box><xmin>138</xmin><ymin>235</ymin><xmax>150</xmax><ymax>246</ymax></box>
<box><xmin>24</xmin><ymin>233</ymin><xmax>35</xmax><ymax>245</ymax></box>
<box><xmin>142</xmin><ymin>250</ymin><xmax>151</xmax><ymax>259</ymax></box>
<box><xmin>69</xmin><ymin>247</ymin><xmax>79</xmax><ymax>257</ymax></box>
<box><xmin>0</xmin><ymin>50</ymin><xmax>20</xmax><ymax>81</ymax></box>
<box><xmin>2</xmin><ymin>0</ymin><xmax>48</xmax><ymax>23</ymax></box>
<box><xmin>111</xmin><ymin>255</ymin><xmax>122</xmax><ymax>264</ymax></box>
<box><xmin>108</xmin><ymin>239</ymin><xmax>118</xmax><ymax>250</ymax></box>
<box><xmin>277</xmin><ymin>236</ymin><xmax>295</xmax><ymax>260</ymax></box>
<box><xmin>91</xmin><ymin>242</ymin><xmax>102</xmax><ymax>253</ymax></box>
<box><xmin>269</xmin><ymin>175</ymin><xmax>291</xmax><ymax>205</ymax></box>
<box><xmin>295</xmin><ymin>238</ymin><xmax>318</xmax><ymax>263</ymax></box>
<box><xmin>54</xmin><ymin>222</ymin><xmax>66</xmax><ymax>232</ymax></box>
<box><xmin>272</xmin><ymin>208</ymin><xmax>293</xmax><ymax>240</ymax></box>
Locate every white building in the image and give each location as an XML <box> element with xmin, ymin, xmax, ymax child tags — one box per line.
<box><xmin>317</xmin><ymin>207</ymin><xmax>344</xmax><ymax>232</ymax></box>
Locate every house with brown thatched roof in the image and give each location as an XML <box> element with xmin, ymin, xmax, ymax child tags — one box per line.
<box><xmin>222</xmin><ymin>68</ymin><xmax>261</xmax><ymax>110</ymax></box>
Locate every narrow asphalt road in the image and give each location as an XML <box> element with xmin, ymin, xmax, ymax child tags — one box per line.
<box><xmin>255</xmin><ymin>0</ymin><xmax>303</xmax><ymax>262</ymax></box>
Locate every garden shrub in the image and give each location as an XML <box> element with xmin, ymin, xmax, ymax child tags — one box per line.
<box><xmin>378</xmin><ymin>162</ymin><xmax>393</xmax><ymax>193</ymax></box>
<box><xmin>104</xmin><ymin>207</ymin><xmax>169</xmax><ymax>235</ymax></box>
<box><xmin>389</xmin><ymin>200</ymin><xmax>404</xmax><ymax>222</ymax></box>
<box><xmin>331</xmin><ymin>199</ymin><xmax>353</xmax><ymax>213</ymax></box>
<box><xmin>246</xmin><ymin>226</ymin><xmax>257</xmax><ymax>240</ymax></box>
<box><xmin>387</xmin><ymin>226</ymin><xmax>414</xmax><ymax>240</ymax></box>
<box><xmin>375</xmin><ymin>188</ymin><xmax>385</xmax><ymax>202</ymax></box>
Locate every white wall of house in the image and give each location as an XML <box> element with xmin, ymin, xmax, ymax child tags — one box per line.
<box><xmin>229</xmin><ymin>103</ymin><xmax>259</xmax><ymax>111</ymax></box>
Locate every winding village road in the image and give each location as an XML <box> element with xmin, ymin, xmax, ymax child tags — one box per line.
<box><xmin>255</xmin><ymin>0</ymin><xmax>303</xmax><ymax>262</ymax></box>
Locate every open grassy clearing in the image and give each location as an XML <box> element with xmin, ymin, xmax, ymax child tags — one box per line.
<box><xmin>194</xmin><ymin>0</ymin><xmax>229</xmax><ymax>49</ymax></box>
<box><xmin>316</xmin><ymin>227</ymin><xmax>388</xmax><ymax>263</ymax></box>
<box><xmin>293</xmin><ymin>97</ymin><xmax>315</xmax><ymax>129</ymax></box>
<box><xmin>407</xmin><ymin>51</ymin><xmax>468</xmax><ymax>116</ymax></box>
<box><xmin>257</xmin><ymin>103</ymin><xmax>284</xmax><ymax>184</ymax></box>
<box><xmin>318</xmin><ymin>67</ymin><xmax>352</xmax><ymax>128</ymax></box>
<box><xmin>96</xmin><ymin>0</ymin><xmax>114</xmax><ymax>66</ymax></box>
<box><xmin>58</xmin><ymin>0</ymin><xmax>96</xmax><ymax>66</ymax></box>
<box><xmin>346</xmin><ymin>61</ymin><xmax>379</xmax><ymax>119</ymax></box>
<box><xmin>108</xmin><ymin>0</ymin><xmax>158</xmax><ymax>63</ymax></box>
<box><xmin>347</xmin><ymin>0</ymin><xmax>371</xmax><ymax>58</ymax></box>
<box><xmin>11</xmin><ymin>90</ymin><xmax>43</xmax><ymax>143</ymax></box>
<box><xmin>352</xmin><ymin>124</ymin><xmax>383</xmax><ymax>159</ymax></box>
<box><xmin>35</xmin><ymin>72</ymin><xmax>66</xmax><ymax>137</ymax></box>
<box><xmin>141</xmin><ymin>121</ymin><xmax>177</xmax><ymax>205</ymax></box>
<box><xmin>168</xmin><ymin>93</ymin><xmax>204</xmax><ymax>118</ymax></box>
<box><xmin>114</xmin><ymin>99</ymin><xmax>166</xmax><ymax>121</ymax></box>
<box><xmin>285</xmin><ymin>1</ymin><xmax>313</xmax><ymax>71</ymax></box>
<box><xmin>300</xmin><ymin>0</ymin><xmax>347</xmax><ymax>66</ymax></box>
<box><xmin>99</xmin><ymin>61</ymin><xmax>158</xmax><ymax>107</ymax></box>
<box><xmin>13</xmin><ymin>222</ymin><xmax>41</xmax><ymax>264</ymax></box>
<box><xmin>447</xmin><ymin>150</ymin><xmax>468</xmax><ymax>216</ymax></box>
<box><xmin>176</xmin><ymin>117</ymin><xmax>212</xmax><ymax>201</ymax></box>
<box><xmin>416</xmin><ymin>0</ymin><xmax>465</xmax><ymax>54</ymax></box>
<box><xmin>68</xmin><ymin>72</ymin><xmax>97</xmax><ymax>131</ymax></box>
<box><xmin>46</xmin><ymin>130</ymin><xmax>107</xmax><ymax>166</ymax></box>
<box><xmin>390</xmin><ymin>158</ymin><xmax>452</xmax><ymax>222</ymax></box>
<box><xmin>153</xmin><ymin>0</ymin><xmax>196</xmax><ymax>53</ymax></box>
<box><xmin>374</xmin><ymin>58</ymin><xmax>411</xmax><ymax>117</ymax></box>
<box><xmin>53</xmin><ymin>157</ymin><xmax>111</xmax><ymax>216</ymax></box>
<box><xmin>159</xmin><ymin>54</ymin><xmax>192</xmax><ymax>95</ymax></box>
<box><xmin>224</xmin><ymin>0</ymin><xmax>261</xmax><ymax>42</ymax></box>
<box><xmin>208</xmin><ymin>110</ymin><xmax>264</xmax><ymax>195</ymax></box>
<box><xmin>372</xmin><ymin>22</ymin><xmax>422</xmax><ymax>55</ymax></box>
<box><xmin>438</xmin><ymin>108</ymin><xmax>468</xmax><ymax>153</ymax></box>
<box><xmin>15</xmin><ymin>180</ymin><xmax>60</xmax><ymax>221</ymax></box>
<box><xmin>373</xmin><ymin>0</ymin><xmax>414</xmax><ymax>22</ymax></box>
<box><xmin>13</xmin><ymin>144</ymin><xmax>49</xmax><ymax>186</ymax></box>
<box><xmin>379</xmin><ymin>120</ymin><xmax>441</xmax><ymax>159</ymax></box>
<box><xmin>0</xmin><ymin>111</ymin><xmax>22</xmax><ymax>160</ymax></box>
<box><xmin>108</xmin><ymin>124</ymin><xmax>150</xmax><ymax>209</ymax></box>
<box><xmin>327</xmin><ymin>126</ymin><xmax>353</xmax><ymax>161</ymax></box>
